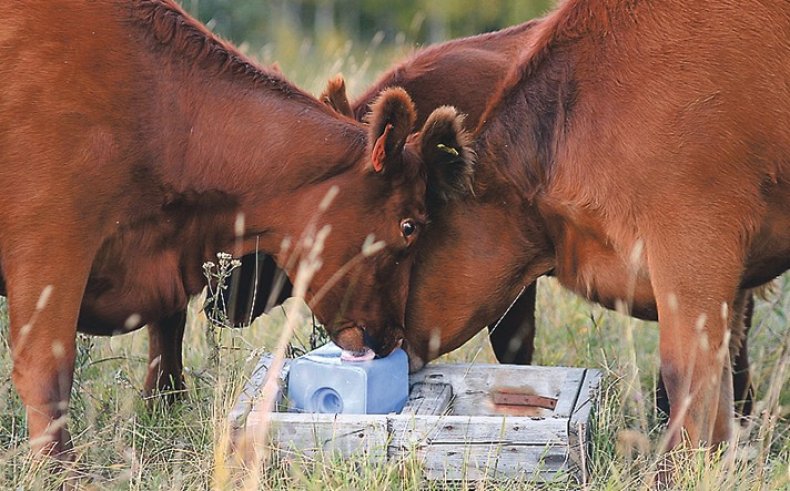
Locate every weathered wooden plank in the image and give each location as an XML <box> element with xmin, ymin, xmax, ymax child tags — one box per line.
<box><xmin>400</xmin><ymin>382</ymin><xmax>453</xmax><ymax>416</ymax></box>
<box><xmin>389</xmin><ymin>415</ymin><xmax>568</xmax><ymax>448</ymax></box>
<box><xmin>248</xmin><ymin>413</ymin><xmax>389</xmax><ymax>462</ymax></box>
<box><xmin>567</xmin><ymin>369</ymin><xmax>603</xmax><ymax>482</ymax></box>
<box><xmin>392</xmin><ymin>443</ymin><xmax>569</xmax><ymax>482</ymax></box>
<box><xmin>410</xmin><ymin>363</ymin><xmax>582</xmax><ymax>385</ymax></box>
<box><xmin>228</xmin><ymin>354</ymin><xmax>290</xmax><ymax>430</ymax></box>
<box><xmin>552</xmin><ymin>368</ymin><xmax>586</xmax><ymax>418</ymax></box>
<box><xmin>409</xmin><ymin>364</ymin><xmax>582</xmax><ymax>418</ymax></box>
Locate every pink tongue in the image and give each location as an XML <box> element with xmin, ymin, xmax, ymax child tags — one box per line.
<box><xmin>340</xmin><ymin>348</ymin><xmax>375</xmax><ymax>362</ymax></box>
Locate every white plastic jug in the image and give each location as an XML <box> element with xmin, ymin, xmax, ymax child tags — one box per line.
<box><xmin>287</xmin><ymin>342</ymin><xmax>409</xmax><ymax>414</ymax></box>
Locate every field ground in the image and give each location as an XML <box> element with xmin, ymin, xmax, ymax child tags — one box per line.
<box><xmin>0</xmin><ymin>46</ymin><xmax>788</xmax><ymax>490</ymax></box>
<box><xmin>0</xmin><ymin>273</ymin><xmax>787</xmax><ymax>490</ymax></box>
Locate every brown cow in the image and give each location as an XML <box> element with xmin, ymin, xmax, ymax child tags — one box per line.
<box><xmin>209</xmin><ymin>19</ymin><xmax>542</xmax><ymax>365</ymax></box>
<box><xmin>220</xmin><ymin>16</ymin><xmax>756</xmax><ymax>417</ymax></box>
<box><xmin>191</xmin><ymin>21</ymin><xmax>535</xmax><ymax>393</ymax></box>
<box><xmin>335</xmin><ymin>34</ymin><xmax>756</xmax><ymax>413</ymax></box>
<box><xmin>159</xmin><ymin>20</ymin><xmax>541</xmax><ymax>402</ymax></box>
<box><xmin>0</xmin><ymin>0</ymin><xmax>471</xmax><ymax>456</ymax></box>
<box><xmin>397</xmin><ymin>0</ymin><xmax>790</xmax><ymax>450</ymax></box>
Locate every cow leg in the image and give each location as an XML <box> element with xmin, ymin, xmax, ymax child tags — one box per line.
<box><xmin>655</xmin><ymin>303</ymin><xmax>733</xmax><ymax>449</ymax></box>
<box><xmin>655</xmin><ymin>372</ymin><xmax>671</xmax><ymax>421</ymax></box>
<box><xmin>260</xmin><ymin>254</ymin><xmax>293</xmax><ymax>311</ymax></box>
<box><xmin>732</xmin><ymin>293</ymin><xmax>753</xmax><ymax>419</ymax></box>
<box><xmin>655</xmin><ymin>290</ymin><xmax>753</xmax><ymax>421</ymax></box>
<box><xmin>144</xmin><ymin>310</ymin><xmax>187</xmax><ymax>401</ymax></box>
<box><xmin>207</xmin><ymin>252</ymin><xmax>293</xmax><ymax>327</ymax></box>
<box><xmin>646</xmin><ymin>229</ymin><xmax>741</xmax><ymax>449</ymax></box>
<box><xmin>245</xmin><ymin>253</ymin><xmax>292</xmax><ymax>320</ymax></box>
<box><xmin>4</xmin><ymin>248</ymin><xmax>93</xmax><ymax>457</ymax></box>
<box><xmin>488</xmin><ymin>282</ymin><xmax>537</xmax><ymax>364</ymax></box>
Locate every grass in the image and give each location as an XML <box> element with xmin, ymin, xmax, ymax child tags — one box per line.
<box><xmin>0</xmin><ymin>43</ymin><xmax>788</xmax><ymax>490</ymax></box>
<box><xmin>0</xmin><ymin>274</ymin><xmax>787</xmax><ymax>490</ymax></box>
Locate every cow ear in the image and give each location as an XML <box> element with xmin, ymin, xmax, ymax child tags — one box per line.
<box><xmin>365</xmin><ymin>87</ymin><xmax>417</xmax><ymax>173</ymax></box>
<box><xmin>319</xmin><ymin>74</ymin><xmax>354</xmax><ymax>119</ymax></box>
<box><xmin>419</xmin><ymin>106</ymin><xmax>475</xmax><ymax>202</ymax></box>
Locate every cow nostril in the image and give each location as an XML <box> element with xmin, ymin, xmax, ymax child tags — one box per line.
<box><xmin>362</xmin><ymin>330</ymin><xmax>380</xmax><ymax>351</ymax></box>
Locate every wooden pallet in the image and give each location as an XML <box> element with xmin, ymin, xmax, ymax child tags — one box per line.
<box><xmin>230</xmin><ymin>353</ymin><xmax>602</xmax><ymax>483</ymax></box>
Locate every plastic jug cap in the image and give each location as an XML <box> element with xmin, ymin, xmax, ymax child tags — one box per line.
<box><xmin>311</xmin><ymin>387</ymin><xmax>344</xmax><ymax>413</ymax></box>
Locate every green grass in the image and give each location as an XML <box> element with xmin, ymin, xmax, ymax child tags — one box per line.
<box><xmin>0</xmin><ymin>46</ymin><xmax>788</xmax><ymax>490</ymax></box>
<box><xmin>0</xmin><ymin>274</ymin><xmax>787</xmax><ymax>490</ymax></box>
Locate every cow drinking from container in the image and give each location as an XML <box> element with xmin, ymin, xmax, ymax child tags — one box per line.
<box><xmin>395</xmin><ymin>0</ymin><xmax>790</xmax><ymax>450</ymax></box>
<box><xmin>209</xmin><ymin>18</ymin><xmax>542</xmax><ymax>362</ymax></box>
<box><xmin>220</xmin><ymin>15</ymin><xmax>758</xmax><ymax>417</ymax></box>
<box><xmin>0</xmin><ymin>0</ymin><xmax>471</xmax><ymax>457</ymax></box>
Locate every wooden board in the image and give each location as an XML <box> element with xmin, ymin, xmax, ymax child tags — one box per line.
<box><xmin>567</xmin><ymin>368</ymin><xmax>602</xmax><ymax>483</ymax></box>
<box><xmin>400</xmin><ymin>382</ymin><xmax>453</xmax><ymax>416</ymax></box>
<box><xmin>228</xmin><ymin>354</ymin><xmax>290</xmax><ymax>431</ymax></box>
<box><xmin>407</xmin><ymin>364</ymin><xmax>583</xmax><ymax>418</ymax></box>
<box><xmin>389</xmin><ymin>414</ymin><xmax>568</xmax><ymax>447</ymax></box>
<box><xmin>253</xmin><ymin>413</ymin><xmax>389</xmax><ymax>462</ymax></box>
<box><xmin>232</xmin><ymin>355</ymin><xmax>602</xmax><ymax>484</ymax></box>
<box><xmin>403</xmin><ymin>443</ymin><xmax>569</xmax><ymax>482</ymax></box>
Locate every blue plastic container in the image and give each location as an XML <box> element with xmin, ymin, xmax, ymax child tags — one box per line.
<box><xmin>286</xmin><ymin>342</ymin><xmax>409</xmax><ymax>414</ymax></box>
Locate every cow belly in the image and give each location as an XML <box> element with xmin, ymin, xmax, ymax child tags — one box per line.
<box><xmin>743</xmin><ymin>186</ymin><xmax>790</xmax><ymax>288</ymax></box>
<box><xmin>576</xmin><ymin>268</ymin><xmax>658</xmax><ymax>321</ymax></box>
<box><xmin>79</xmin><ymin>259</ymin><xmax>189</xmax><ymax>336</ymax></box>
<box><xmin>554</xmin><ymin>228</ymin><xmax>659</xmax><ymax>320</ymax></box>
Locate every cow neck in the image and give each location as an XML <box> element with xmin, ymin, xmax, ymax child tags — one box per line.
<box><xmin>468</xmin><ymin>29</ymin><xmax>584</xmax><ymax>269</ymax></box>
<box><xmin>467</xmin><ymin>82</ymin><xmax>571</xmax><ymax>273</ymax></box>
<box><xmin>136</xmin><ymin>23</ymin><xmax>368</xmax><ymax>262</ymax></box>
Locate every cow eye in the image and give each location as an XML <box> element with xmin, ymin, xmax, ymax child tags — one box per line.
<box><xmin>400</xmin><ymin>219</ymin><xmax>417</xmax><ymax>238</ymax></box>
